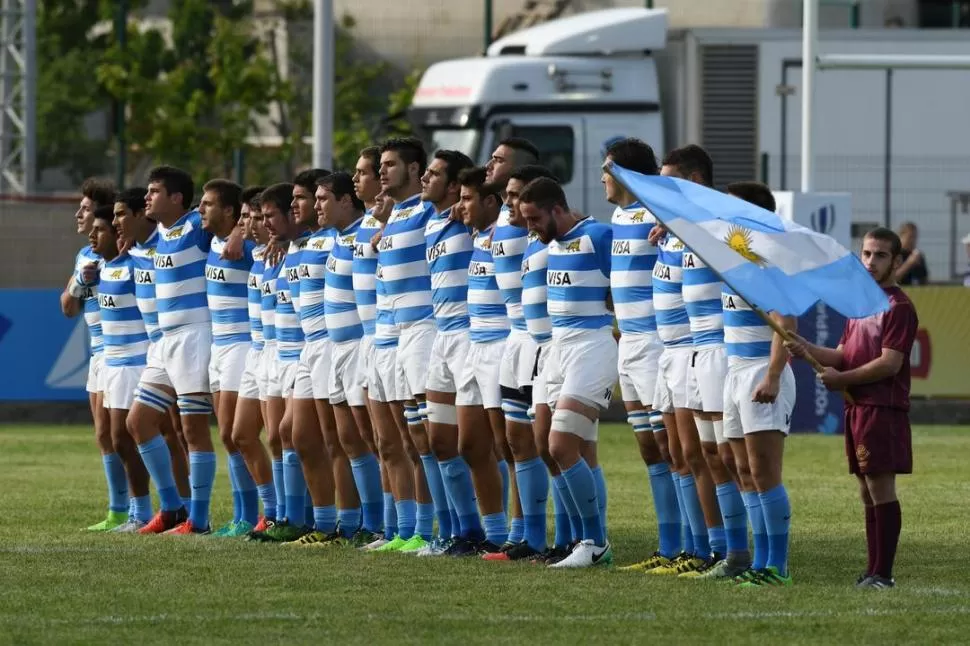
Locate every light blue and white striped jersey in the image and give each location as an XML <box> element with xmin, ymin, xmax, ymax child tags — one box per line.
<box><xmin>611</xmin><ymin>202</ymin><xmax>658</xmax><ymax>335</ymax></box>
<box><xmin>325</xmin><ymin>218</ymin><xmax>364</xmax><ymax>343</ymax></box>
<box><xmin>276</xmin><ymin>235</ymin><xmax>309</xmax><ymax>361</ymax></box>
<box><xmin>298</xmin><ymin>228</ymin><xmax>336</xmax><ymax>343</ymax></box>
<box><xmin>547</xmin><ymin>217</ymin><xmax>613</xmax><ymax>338</ymax></box>
<box><xmin>378</xmin><ymin>194</ymin><xmax>435</xmax><ymax>327</ymax></box>
<box><xmin>98</xmin><ymin>255</ymin><xmax>149</xmax><ymax>367</ymax></box>
<box><xmin>261</xmin><ymin>260</ymin><xmax>282</xmax><ymax>344</ymax></box>
<box><xmin>468</xmin><ymin>225</ymin><xmax>510</xmax><ymax>343</ymax></box>
<box><xmin>425</xmin><ymin>207</ymin><xmax>472</xmax><ymax>332</ymax></box>
<box><xmin>682</xmin><ymin>250</ymin><xmax>725</xmax><ymax>347</ymax></box>
<box><xmin>653</xmin><ymin>235</ymin><xmax>692</xmax><ymax>348</ymax></box>
<box><xmin>521</xmin><ymin>234</ymin><xmax>552</xmax><ymax>345</ymax></box>
<box><xmin>353</xmin><ymin>211</ymin><xmax>380</xmax><ymax>337</ymax></box>
<box><xmin>206</xmin><ymin>236</ymin><xmax>255</xmax><ymax>346</ymax></box>
<box><xmin>722</xmin><ymin>287</ymin><xmax>773</xmax><ymax>363</ymax></box>
<box><xmin>74</xmin><ymin>245</ymin><xmax>103</xmax><ymax>355</ymax></box>
<box><xmin>490</xmin><ymin>206</ymin><xmax>528</xmax><ymax>332</ymax></box>
<box><xmin>130</xmin><ymin>232</ymin><xmax>161</xmax><ymax>343</ymax></box>
<box><xmin>247</xmin><ymin>245</ymin><xmax>266</xmax><ymax>350</ymax></box>
<box><xmin>154</xmin><ymin>211</ymin><xmax>212</xmax><ymax>333</ymax></box>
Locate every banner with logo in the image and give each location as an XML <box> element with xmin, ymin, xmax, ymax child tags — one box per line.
<box><xmin>905</xmin><ymin>286</ymin><xmax>970</xmax><ymax>398</ymax></box>
<box><xmin>0</xmin><ymin>289</ymin><xmax>91</xmax><ymax>400</ymax></box>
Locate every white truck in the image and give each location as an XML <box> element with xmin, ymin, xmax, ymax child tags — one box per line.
<box><xmin>409</xmin><ymin>7</ymin><xmax>970</xmax><ymax>280</ymax></box>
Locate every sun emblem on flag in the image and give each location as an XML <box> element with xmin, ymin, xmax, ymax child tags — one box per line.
<box><xmin>724</xmin><ymin>225</ymin><xmax>765</xmax><ymax>265</ymax></box>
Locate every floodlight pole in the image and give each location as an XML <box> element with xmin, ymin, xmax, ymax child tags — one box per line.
<box><xmin>800</xmin><ymin>0</ymin><xmax>818</xmax><ymax>193</ymax></box>
<box><xmin>312</xmin><ymin>0</ymin><xmax>334</xmax><ymax>169</ymax></box>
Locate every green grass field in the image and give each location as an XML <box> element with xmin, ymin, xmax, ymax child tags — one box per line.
<box><xmin>2</xmin><ymin>424</ymin><xmax>970</xmax><ymax>645</ymax></box>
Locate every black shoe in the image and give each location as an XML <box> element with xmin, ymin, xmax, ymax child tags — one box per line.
<box><xmin>444</xmin><ymin>537</ymin><xmax>480</xmax><ymax>557</ymax></box>
<box><xmin>475</xmin><ymin>540</ymin><xmax>503</xmax><ymax>555</ymax></box>
<box><xmin>504</xmin><ymin>542</ymin><xmax>543</xmax><ymax>561</ymax></box>
<box><xmin>535</xmin><ymin>545</ymin><xmax>571</xmax><ymax>565</ymax></box>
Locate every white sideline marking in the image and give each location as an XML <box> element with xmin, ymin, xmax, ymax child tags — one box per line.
<box><xmin>703</xmin><ymin>606</ymin><xmax>970</xmax><ymax>621</ymax></box>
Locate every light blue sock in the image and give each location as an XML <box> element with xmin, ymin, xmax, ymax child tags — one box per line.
<box><xmin>551</xmin><ymin>480</ymin><xmax>571</xmax><ymax>548</ymax></box>
<box><xmin>281</xmin><ymin>450</ymin><xmax>306</xmax><ymax>525</ymax></box>
<box><xmin>515</xmin><ymin>457</ymin><xmax>549</xmax><ymax>552</ymax></box>
<box><xmin>439</xmin><ymin>457</ymin><xmax>483</xmax><ymax>541</ymax></box>
<box><xmin>305</xmin><ymin>488</ymin><xmax>313</xmax><ymax>528</ymax></box>
<box><xmin>272</xmin><ymin>458</ymin><xmax>286</xmax><ymax>520</ymax></box>
<box><xmin>415</xmin><ymin>503</ymin><xmax>434</xmax><ymax>541</ymax></box>
<box><xmin>709</xmin><ymin>525</ymin><xmax>726</xmax><ymax>557</ymax></box>
<box><xmin>743</xmin><ymin>490</ymin><xmax>768</xmax><ymax>570</ymax></box>
<box><xmin>181</xmin><ymin>496</ymin><xmax>191</xmax><ymax>510</ymax></box>
<box><xmin>131</xmin><ymin>495</ymin><xmax>152</xmax><ymax>523</ymax></box>
<box><xmin>716</xmin><ymin>481</ymin><xmax>749</xmax><ymax>558</ymax></box>
<box><xmin>561</xmin><ymin>459</ymin><xmax>605</xmax><ymax>545</ymax></box>
<box><xmin>313</xmin><ymin>505</ymin><xmax>337</xmax><ymax>534</ymax></box>
<box><xmin>552</xmin><ymin>473</ymin><xmax>582</xmax><ymax>543</ymax></box>
<box><xmin>648</xmin><ymin>462</ymin><xmax>681</xmax><ymax>558</ymax></box>
<box><xmin>591</xmin><ymin>465</ymin><xmax>608</xmax><ymax>539</ymax></box>
<box><xmin>482</xmin><ymin>512</ymin><xmax>508</xmax><ymax>546</ymax></box>
<box><xmin>188</xmin><ymin>451</ymin><xmax>217</xmax><ymax>530</ymax></box>
<box><xmin>102</xmin><ymin>453</ymin><xmax>128</xmax><ymax>513</ymax></box>
<box><xmin>383</xmin><ymin>492</ymin><xmax>397</xmax><ymax>537</ymax></box>
<box><xmin>672</xmin><ymin>472</ymin><xmax>693</xmax><ymax>554</ymax></box>
<box><xmin>228</xmin><ymin>452</ymin><xmax>258</xmax><ymax>525</ymax></box>
<box><xmin>257</xmin><ymin>483</ymin><xmax>277</xmax><ymax>521</ymax></box>
<box><xmin>136</xmin><ymin>435</ymin><xmax>181</xmax><ymax>511</ymax></box>
<box><xmin>338</xmin><ymin>507</ymin><xmax>361</xmax><ymax>537</ymax></box>
<box><xmin>679</xmin><ymin>473</ymin><xmax>710</xmax><ymax>557</ymax></box>
<box><xmin>418</xmin><ymin>453</ymin><xmax>451</xmax><ymax>539</ymax></box>
<box><xmin>497</xmin><ymin>459</ymin><xmax>510</xmax><ymax>515</ymax></box>
<box><xmin>228</xmin><ymin>458</ymin><xmax>241</xmax><ymax>524</ymax></box>
<box><xmin>350</xmin><ymin>453</ymin><xmax>383</xmax><ymax>533</ymax></box>
<box><xmin>395</xmin><ymin>500</ymin><xmax>416</xmax><ymax>540</ymax></box>
<box><xmin>760</xmin><ymin>484</ymin><xmax>791</xmax><ymax>576</ymax></box>
<box><xmin>508</xmin><ymin>517</ymin><xmax>524</xmax><ymax>545</ymax></box>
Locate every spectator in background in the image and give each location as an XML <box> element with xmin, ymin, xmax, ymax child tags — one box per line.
<box><xmin>962</xmin><ymin>233</ymin><xmax>970</xmax><ymax>287</ymax></box>
<box><xmin>895</xmin><ymin>222</ymin><xmax>928</xmax><ymax>285</ymax></box>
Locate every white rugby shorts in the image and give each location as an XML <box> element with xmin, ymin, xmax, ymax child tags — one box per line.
<box><xmin>102</xmin><ymin>364</ymin><xmax>144</xmax><ymax>410</ymax></box>
<box><xmin>499</xmin><ymin>328</ymin><xmax>539</xmax><ymax>391</ymax></box>
<box><xmin>329</xmin><ymin>338</ymin><xmax>365</xmax><ymax>406</ymax></box>
<box><xmin>139</xmin><ymin>322</ymin><xmax>212</xmax><ymax>395</ymax></box>
<box><xmin>654</xmin><ymin>345</ymin><xmax>692</xmax><ymax>413</ymax></box>
<box><xmin>277</xmin><ymin>357</ymin><xmax>300</xmax><ymax>400</ymax></box>
<box><xmin>208</xmin><ymin>342</ymin><xmax>249</xmax><ymax>394</ymax></box>
<box><xmin>543</xmin><ymin>328</ymin><xmax>618</xmax><ymax>411</ymax></box>
<box><xmin>426</xmin><ymin>330</ymin><xmax>470</xmax><ymax>394</ymax></box>
<box><xmin>528</xmin><ymin>342</ymin><xmax>551</xmax><ymax>418</ymax></box>
<box><xmin>686</xmin><ymin>345</ymin><xmax>728</xmax><ymax>413</ymax></box>
<box><xmin>617</xmin><ymin>332</ymin><xmax>663</xmax><ymax>408</ymax></box>
<box><xmin>86</xmin><ymin>352</ymin><xmax>104</xmax><ymax>394</ymax></box>
<box><xmin>260</xmin><ymin>342</ymin><xmax>278</xmax><ymax>401</ymax></box>
<box><xmin>369</xmin><ymin>345</ymin><xmax>407</xmax><ymax>403</ymax></box>
<box><xmin>238</xmin><ymin>346</ymin><xmax>262</xmax><ymax>401</ymax></box>
<box><xmin>723</xmin><ymin>360</ymin><xmax>796</xmax><ymax>439</ymax></box>
<box><xmin>456</xmin><ymin>339</ymin><xmax>506</xmax><ymax>409</ymax></box>
<box><xmin>356</xmin><ymin>335</ymin><xmax>375</xmax><ymax>391</ymax></box>
<box><xmin>294</xmin><ymin>338</ymin><xmax>329</xmax><ymax>400</ymax></box>
<box><xmin>397</xmin><ymin>322</ymin><xmax>436</xmax><ymax>398</ymax></box>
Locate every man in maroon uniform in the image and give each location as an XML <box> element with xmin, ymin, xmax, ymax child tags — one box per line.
<box><xmin>787</xmin><ymin>227</ymin><xmax>918</xmax><ymax>589</ymax></box>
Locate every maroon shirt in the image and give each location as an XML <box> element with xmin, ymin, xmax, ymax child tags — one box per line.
<box><xmin>839</xmin><ymin>286</ymin><xmax>918</xmax><ymax>410</ymax></box>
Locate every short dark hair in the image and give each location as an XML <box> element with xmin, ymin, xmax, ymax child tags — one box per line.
<box><xmin>260</xmin><ymin>183</ymin><xmax>295</xmax><ymax>216</ymax></box>
<box><xmin>498</xmin><ymin>137</ymin><xmax>539</xmax><ymax>164</ymax></box>
<box><xmin>147</xmin><ymin>165</ymin><xmax>195</xmax><ymax>209</ymax></box>
<box><xmin>318</xmin><ymin>171</ymin><xmax>365</xmax><ymax>212</ymax></box>
<box><xmin>509</xmin><ymin>164</ymin><xmax>558</xmax><ymax>184</ymax></box>
<box><xmin>727</xmin><ymin>181</ymin><xmax>776</xmax><ymax>212</ymax></box>
<box><xmin>433</xmin><ymin>149</ymin><xmax>475</xmax><ymax>183</ymax></box>
<box><xmin>662</xmin><ymin>144</ymin><xmax>714</xmax><ymax>187</ymax></box>
<box><xmin>606</xmin><ymin>138</ymin><xmax>659</xmax><ymax>175</ymax></box>
<box><xmin>93</xmin><ymin>204</ymin><xmax>115</xmax><ymax>222</ymax></box>
<box><xmin>458</xmin><ymin>167</ymin><xmax>501</xmax><ymax>201</ymax></box>
<box><xmin>865</xmin><ymin>227</ymin><xmax>903</xmax><ymax>257</ymax></box>
<box><xmin>381</xmin><ymin>136</ymin><xmax>428</xmax><ymax>175</ymax></box>
<box><xmin>293</xmin><ymin>168</ymin><xmax>331</xmax><ymax>194</ymax></box>
<box><xmin>115</xmin><ymin>187</ymin><xmax>146</xmax><ymax>215</ymax></box>
<box><xmin>359</xmin><ymin>146</ymin><xmax>380</xmax><ymax>177</ymax></box>
<box><xmin>81</xmin><ymin>177</ymin><xmax>117</xmax><ymax>207</ymax></box>
<box><xmin>203</xmin><ymin>179</ymin><xmax>243</xmax><ymax>221</ymax></box>
<box><xmin>241</xmin><ymin>185</ymin><xmax>266</xmax><ymax>211</ymax></box>
<box><xmin>518</xmin><ymin>177</ymin><xmax>569</xmax><ymax>212</ymax></box>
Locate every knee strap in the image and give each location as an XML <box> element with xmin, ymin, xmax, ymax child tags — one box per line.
<box><xmin>426</xmin><ymin>401</ymin><xmax>458</xmax><ymax>426</ymax></box>
<box><xmin>550</xmin><ymin>408</ymin><xmax>597</xmax><ymax>441</ymax></box>
<box><xmin>177</xmin><ymin>394</ymin><xmax>213</xmax><ymax>416</ymax></box>
<box><xmin>135</xmin><ymin>384</ymin><xmax>176</xmax><ymax>413</ymax></box>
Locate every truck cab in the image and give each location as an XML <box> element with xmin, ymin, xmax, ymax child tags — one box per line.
<box><xmin>409</xmin><ymin>7</ymin><xmax>668</xmax><ymax>220</ymax></box>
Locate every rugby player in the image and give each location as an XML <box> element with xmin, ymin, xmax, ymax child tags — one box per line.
<box><xmin>61</xmin><ymin>178</ymin><xmax>118</xmax><ymax>530</ymax></box>
<box><xmin>602</xmin><ymin>139</ymin><xmax>683</xmax><ymax>572</ymax></box>
<box><xmin>90</xmin><ymin>205</ymin><xmax>153</xmax><ymax>530</ymax></box>
<box><xmin>420</xmin><ymin>149</ymin><xmax>481</xmax><ymax>556</ymax></box>
<box><xmin>518</xmin><ymin>177</ymin><xmax>617</xmax><ymax>568</ymax></box>
<box><xmin>485</xmin><ymin>138</ymin><xmax>541</xmax><ymax>549</ymax></box>
<box><xmin>787</xmin><ymin>226</ymin><xmax>917</xmax><ymax>589</ymax></box>
<box><xmin>199</xmin><ymin>180</ymin><xmax>260</xmax><ymax>536</ymax></box>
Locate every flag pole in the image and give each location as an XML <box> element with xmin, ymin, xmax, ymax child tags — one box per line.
<box><xmin>603</xmin><ymin>161</ymin><xmax>854</xmax><ymax>404</ymax></box>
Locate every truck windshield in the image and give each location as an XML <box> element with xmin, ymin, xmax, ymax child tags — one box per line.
<box><xmin>426</xmin><ymin>128</ymin><xmax>480</xmax><ymax>160</ymax></box>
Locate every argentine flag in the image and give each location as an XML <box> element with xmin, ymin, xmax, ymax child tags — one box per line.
<box><xmin>607</xmin><ymin>162</ymin><xmax>889</xmax><ymax>320</ymax></box>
